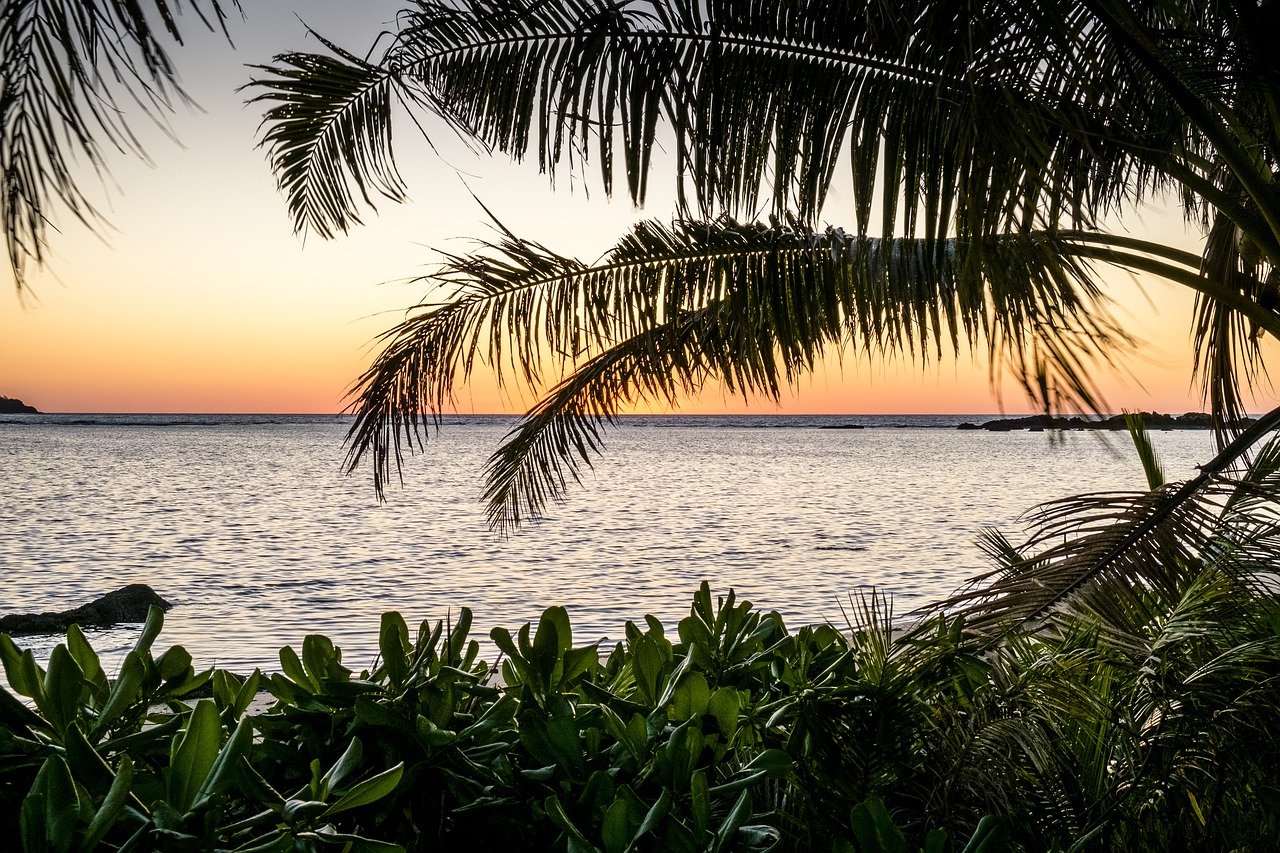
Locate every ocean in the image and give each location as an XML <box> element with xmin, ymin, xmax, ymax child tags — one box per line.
<box><xmin>1</xmin><ymin>413</ymin><xmax>1217</xmax><ymax>673</ymax></box>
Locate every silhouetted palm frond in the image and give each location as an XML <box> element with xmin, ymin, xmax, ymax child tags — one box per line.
<box><xmin>248</xmin><ymin>34</ymin><xmax>407</xmax><ymax>239</ymax></box>
<box><xmin>949</xmin><ymin>407</ymin><xmax>1280</xmax><ymax>635</ymax></box>
<box><xmin>1</xmin><ymin>0</ymin><xmax>240</xmax><ymax>291</ymax></box>
<box><xmin>246</xmin><ymin>0</ymin><xmax>1280</xmax><ymax>527</ymax></box>
<box><xmin>344</xmin><ymin>217</ymin><xmax>1142</xmax><ymax>528</ymax></box>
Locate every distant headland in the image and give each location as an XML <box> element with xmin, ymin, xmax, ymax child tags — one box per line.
<box><xmin>958</xmin><ymin>412</ymin><xmax>1245</xmax><ymax>431</ymax></box>
<box><xmin>0</xmin><ymin>395</ymin><xmax>38</xmax><ymax>414</ymax></box>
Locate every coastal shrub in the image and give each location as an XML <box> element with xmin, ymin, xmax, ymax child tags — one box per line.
<box><xmin>3</xmin><ymin>574</ymin><xmax>1280</xmax><ymax>851</ymax></box>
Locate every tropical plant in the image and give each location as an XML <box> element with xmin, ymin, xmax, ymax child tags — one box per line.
<box><xmin>0</xmin><ymin>0</ymin><xmax>241</xmax><ymax>293</ymax></box>
<box><xmin>243</xmin><ymin>0</ymin><xmax>1280</xmax><ymax>534</ymax></box>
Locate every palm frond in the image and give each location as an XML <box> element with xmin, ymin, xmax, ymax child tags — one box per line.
<box><xmin>950</xmin><ymin>404</ymin><xmax>1280</xmax><ymax>635</ymax></box>
<box><xmin>345</xmin><ymin>216</ymin><xmax>1133</xmax><ymax>528</ymax></box>
<box><xmin>255</xmin><ymin>0</ymin><xmax>1229</xmax><ymax>241</ymax></box>
<box><xmin>248</xmin><ymin>33</ymin><xmax>407</xmax><ymax>239</ymax></box>
<box><xmin>1124</xmin><ymin>412</ymin><xmax>1166</xmax><ymax>491</ymax></box>
<box><xmin>1</xmin><ymin>0</ymin><xmax>240</xmax><ymax>291</ymax></box>
<box><xmin>1191</xmin><ymin>211</ymin><xmax>1272</xmax><ymax>443</ymax></box>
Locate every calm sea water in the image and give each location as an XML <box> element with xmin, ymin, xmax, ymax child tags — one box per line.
<box><xmin>1</xmin><ymin>413</ymin><xmax>1217</xmax><ymax>674</ymax></box>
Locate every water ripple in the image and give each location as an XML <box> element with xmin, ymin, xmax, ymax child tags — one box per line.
<box><xmin>1</xmin><ymin>415</ymin><xmax>1216</xmax><ymax>673</ymax></box>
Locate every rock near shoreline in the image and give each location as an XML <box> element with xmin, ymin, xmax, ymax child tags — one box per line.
<box><xmin>957</xmin><ymin>412</ymin><xmax>1250</xmax><ymax>431</ymax></box>
<box><xmin>0</xmin><ymin>584</ymin><xmax>171</xmax><ymax>637</ymax></box>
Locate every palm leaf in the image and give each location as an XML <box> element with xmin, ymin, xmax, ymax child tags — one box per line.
<box><xmin>248</xmin><ymin>33</ymin><xmax>407</xmax><ymax>239</ymax></box>
<box><xmin>950</xmin><ymin>404</ymin><xmax>1280</xmax><ymax>634</ymax></box>
<box><xmin>252</xmin><ymin>1</ymin><xmax>1280</xmax><ymax>447</ymax></box>
<box><xmin>1</xmin><ymin>0</ymin><xmax>240</xmax><ymax>291</ymax></box>
<box><xmin>344</xmin><ymin>216</ymin><xmax>1134</xmax><ymax>527</ymax></box>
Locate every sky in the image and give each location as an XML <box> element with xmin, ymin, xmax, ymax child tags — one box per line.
<box><xmin>2</xmin><ymin>1</ymin><xmax>1274</xmax><ymax>416</ymax></box>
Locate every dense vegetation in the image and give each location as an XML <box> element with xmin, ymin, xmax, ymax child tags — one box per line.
<box><xmin>5</xmin><ymin>423</ymin><xmax>1280</xmax><ymax>852</ymax></box>
<box><xmin>5</xmin><ymin>2</ymin><xmax>1280</xmax><ymax>849</ymax></box>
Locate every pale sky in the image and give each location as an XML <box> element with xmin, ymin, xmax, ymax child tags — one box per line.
<box><xmin>2</xmin><ymin>2</ymin><xmax>1271</xmax><ymax>415</ymax></box>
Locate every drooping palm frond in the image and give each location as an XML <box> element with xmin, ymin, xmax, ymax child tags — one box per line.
<box><xmin>345</xmin><ymin>216</ymin><xmax>1136</xmax><ymax>528</ymax></box>
<box><xmin>0</xmin><ymin>0</ymin><xmax>240</xmax><ymax>291</ymax></box>
<box><xmin>950</xmin><ymin>405</ymin><xmax>1280</xmax><ymax>635</ymax></box>
<box><xmin>254</xmin><ymin>0</ymin><xmax>1280</xmax><ymax>472</ymax></box>
<box><xmin>248</xmin><ymin>33</ymin><xmax>408</xmax><ymax>239</ymax></box>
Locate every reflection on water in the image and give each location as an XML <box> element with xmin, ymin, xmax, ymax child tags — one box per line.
<box><xmin>1</xmin><ymin>414</ymin><xmax>1216</xmax><ymax>673</ymax></box>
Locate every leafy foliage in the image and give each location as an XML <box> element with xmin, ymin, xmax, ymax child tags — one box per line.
<box><xmin>5</xmin><ymin>546</ymin><xmax>1280</xmax><ymax>850</ymax></box>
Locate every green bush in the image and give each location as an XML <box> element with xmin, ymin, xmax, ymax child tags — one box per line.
<box><xmin>4</xmin><ymin>574</ymin><xmax>1279</xmax><ymax>851</ymax></box>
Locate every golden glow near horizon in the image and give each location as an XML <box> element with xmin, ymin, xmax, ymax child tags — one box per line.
<box><xmin>3</xmin><ymin>2</ymin><xmax>1275</xmax><ymax>416</ymax></box>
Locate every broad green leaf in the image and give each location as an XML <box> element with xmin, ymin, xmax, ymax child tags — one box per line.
<box><xmin>532</xmin><ymin>611</ymin><xmax>564</xmax><ymax>689</ymax></box>
<box><xmin>40</xmin><ymin>644</ymin><xmax>84</xmax><ymax>736</ymax></box>
<box><xmin>234</xmin><ymin>669</ymin><xmax>264</xmax><ymax>715</ymax></box>
<box><xmin>415</xmin><ymin>716</ymin><xmax>458</xmax><ymax>747</ymax></box>
<box><xmin>690</xmin><ymin>770</ymin><xmax>711</xmax><ymax>837</ymax></box>
<box><xmin>322</xmin><ymin>763</ymin><xmax>404</xmax><ymax>816</ymax></box>
<box><xmin>1</xmin><ymin>635</ymin><xmax>46</xmax><ymax>703</ymax></box>
<box><xmin>562</xmin><ymin>644</ymin><xmax>600</xmax><ymax>686</ymax></box>
<box><xmin>0</xmin><ymin>680</ymin><xmax>49</xmax><ymax>736</ymax></box>
<box><xmin>157</xmin><ymin>645</ymin><xmax>193</xmax><ymax>682</ymax></box>
<box><xmin>66</xmin><ymin>624</ymin><xmax>107</xmax><ymax>695</ymax></box>
<box><xmin>22</xmin><ymin>756</ymin><xmax>82</xmax><ymax>853</ymax></box>
<box><xmin>671</xmin><ymin>671</ymin><xmax>710</xmax><ymax>722</ymax></box>
<box><xmin>707</xmin><ymin>687</ymin><xmax>739</xmax><ymax>739</ymax></box>
<box><xmin>544</xmin><ymin>794</ymin><xmax>597</xmax><ymax>851</ymax></box>
<box><xmin>302</xmin><ymin>634</ymin><xmax>345</xmax><ymax>685</ymax></box>
<box><xmin>319</xmin><ymin>738</ymin><xmax>364</xmax><ymax>795</ymax></box>
<box><xmin>633</xmin><ymin>787</ymin><xmax>672</xmax><ymax>842</ymax></box>
<box><xmin>601</xmin><ymin>798</ymin><xmax>633</xmax><ymax>853</ymax></box>
<box><xmin>133</xmin><ymin>606</ymin><xmax>165</xmax><ymax>655</ymax></box>
<box><xmin>961</xmin><ymin>815</ymin><xmax>1014</xmax><ymax>853</ymax></box>
<box><xmin>379</xmin><ymin>612</ymin><xmax>411</xmax><ymax>687</ymax></box>
<box><xmin>711</xmin><ymin>790</ymin><xmax>753</xmax><ymax>853</ymax></box>
<box><xmin>739</xmin><ymin>748</ymin><xmax>793</xmax><ymax>778</ymax></box>
<box><xmin>169</xmin><ymin>699</ymin><xmax>224</xmax><ymax>812</ymax></box>
<box><xmin>82</xmin><ymin>755</ymin><xmax>134</xmax><ymax>851</ymax></box>
<box><xmin>850</xmin><ymin>797</ymin><xmax>909</xmax><ymax>853</ymax></box>
<box><xmin>446</xmin><ymin>607</ymin><xmax>474</xmax><ymax>662</ymax></box>
<box><xmin>924</xmin><ymin>827</ymin><xmax>951</xmax><ymax>853</ymax></box>
<box><xmin>194</xmin><ymin>716</ymin><xmax>254</xmax><ymax>807</ymax></box>
<box><xmin>278</xmin><ymin>646</ymin><xmax>316</xmax><ymax>693</ymax></box>
<box><xmin>63</xmin><ymin>723</ymin><xmax>116</xmax><ymax>793</ymax></box>
<box><xmin>95</xmin><ymin>652</ymin><xmax>144</xmax><ymax>733</ymax></box>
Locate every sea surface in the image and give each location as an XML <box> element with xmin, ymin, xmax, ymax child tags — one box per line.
<box><xmin>1</xmin><ymin>413</ymin><xmax>1219</xmax><ymax>675</ymax></box>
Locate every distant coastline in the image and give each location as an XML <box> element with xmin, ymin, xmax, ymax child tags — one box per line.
<box><xmin>957</xmin><ymin>412</ymin><xmax>1240</xmax><ymax>431</ymax></box>
<box><xmin>0</xmin><ymin>395</ymin><xmax>37</xmax><ymax>414</ymax></box>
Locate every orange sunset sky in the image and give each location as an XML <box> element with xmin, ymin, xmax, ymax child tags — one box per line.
<box><xmin>3</xmin><ymin>2</ymin><xmax>1274</xmax><ymax>416</ymax></box>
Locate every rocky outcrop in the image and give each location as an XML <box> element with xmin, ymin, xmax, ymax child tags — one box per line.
<box><xmin>0</xmin><ymin>395</ymin><xmax>38</xmax><ymax>414</ymax></box>
<box><xmin>957</xmin><ymin>412</ymin><xmax>1251</xmax><ymax>432</ymax></box>
<box><xmin>0</xmin><ymin>584</ymin><xmax>171</xmax><ymax>636</ymax></box>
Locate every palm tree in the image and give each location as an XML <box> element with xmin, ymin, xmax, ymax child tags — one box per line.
<box><xmin>248</xmin><ymin>0</ymin><xmax>1280</xmax><ymax>541</ymax></box>
<box><xmin>1</xmin><ymin>0</ymin><xmax>240</xmax><ymax>293</ymax></box>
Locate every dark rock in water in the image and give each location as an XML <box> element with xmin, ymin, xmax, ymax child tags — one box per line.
<box><xmin>0</xmin><ymin>395</ymin><xmax>38</xmax><ymax>414</ymax></box>
<box><xmin>959</xmin><ymin>412</ymin><xmax>1252</xmax><ymax>432</ymax></box>
<box><xmin>0</xmin><ymin>584</ymin><xmax>171</xmax><ymax>636</ymax></box>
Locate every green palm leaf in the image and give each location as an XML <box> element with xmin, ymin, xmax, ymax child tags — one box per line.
<box><xmin>950</xmin><ymin>405</ymin><xmax>1280</xmax><ymax>634</ymax></box>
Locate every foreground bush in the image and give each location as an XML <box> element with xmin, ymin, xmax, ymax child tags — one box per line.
<box><xmin>3</xmin><ymin>570</ymin><xmax>1279</xmax><ymax>852</ymax></box>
